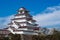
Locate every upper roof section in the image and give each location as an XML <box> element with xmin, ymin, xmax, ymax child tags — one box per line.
<box><xmin>18</xmin><ymin>7</ymin><xmax>29</xmax><ymax>13</ymax></box>
<box><xmin>19</xmin><ymin>7</ymin><xmax>26</xmax><ymax>11</ymax></box>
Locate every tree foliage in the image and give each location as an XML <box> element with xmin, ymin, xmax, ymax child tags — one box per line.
<box><xmin>32</xmin><ymin>31</ymin><xmax>60</xmax><ymax>40</ymax></box>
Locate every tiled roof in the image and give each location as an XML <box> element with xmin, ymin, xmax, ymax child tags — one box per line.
<box><xmin>0</xmin><ymin>29</ymin><xmax>10</xmax><ymax>35</ymax></box>
<box><xmin>11</xmin><ymin>17</ymin><xmax>32</xmax><ymax>20</ymax></box>
<box><xmin>15</xmin><ymin>13</ymin><xmax>32</xmax><ymax>17</ymax></box>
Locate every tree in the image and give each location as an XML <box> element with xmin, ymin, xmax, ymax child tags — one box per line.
<box><xmin>9</xmin><ymin>33</ymin><xmax>21</xmax><ymax>40</ymax></box>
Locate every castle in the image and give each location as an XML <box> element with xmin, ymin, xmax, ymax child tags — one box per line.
<box><xmin>0</xmin><ymin>7</ymin><xmax>40</xmax><ymax>40</ymax></box>
<box><xmin>0</xmin><ymin>7</ymin><xmax>54</xmax><ymax>40</ymax></box>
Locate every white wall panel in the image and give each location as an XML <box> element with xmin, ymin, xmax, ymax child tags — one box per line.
<box><xmin>14</xmin><ymin>19</ymin><xmax>27</xmax><ymax>22</ymax></box>
<box><xmin>15</xmin><ymin>15</ymin><xmax>26</xmax><ymax>18</ymax></box>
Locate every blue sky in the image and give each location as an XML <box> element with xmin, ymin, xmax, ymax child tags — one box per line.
<box><xmin>0</xmin><ymin>0</ymin><xmax>60</xmax><ymax>17</ymax></box>
<box><xmin>0</xmin><ymin>0</ymin><xmax>60</xmax><ymax>29</ymax></box>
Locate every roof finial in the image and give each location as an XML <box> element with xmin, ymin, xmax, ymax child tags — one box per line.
<box><xmin>19</xmin><ymin>7</ymin><xmax>26</xmax><ymax>11</ymax></box>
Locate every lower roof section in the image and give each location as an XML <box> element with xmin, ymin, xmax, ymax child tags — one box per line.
<box><xmin>13</xmin><ymin>31</ymin><xmax>38</xmax><ymax>35</ymax></box>
<box><xmin>7</xmin><ymin>27</ymin><xmax>38</xmax><ymax>35</ymax></box>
